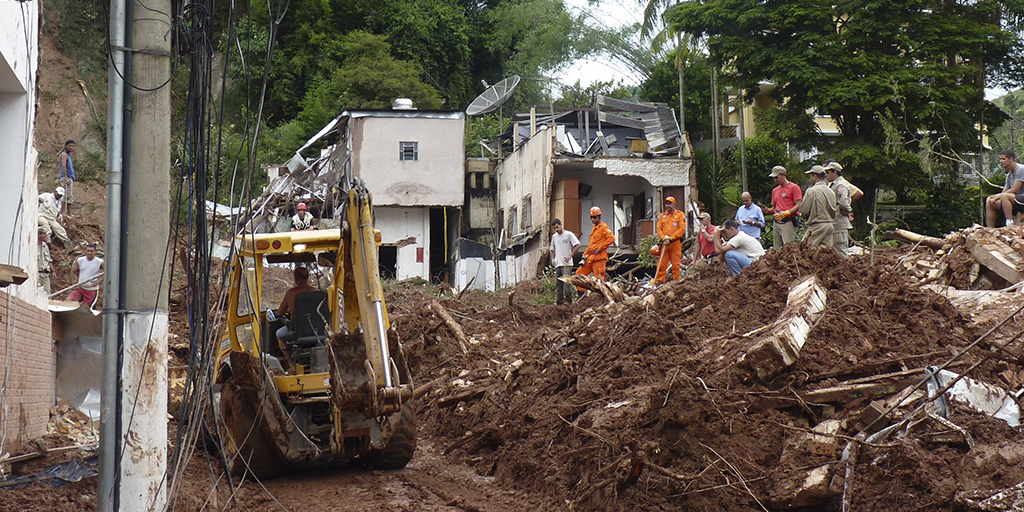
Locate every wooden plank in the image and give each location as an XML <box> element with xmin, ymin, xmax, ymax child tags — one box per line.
<box><xmin>597</xmin><ymin>95</ymin><xmax>658</xmax><ymax>112</ymax></box>
<box><xmin>738</xmin><ymin>276</ymin><xmax>827</xmax><ymax>381</ymax></box>
<box><xmin>966</xmin><ymin>238</ymin><xmax>1021</xmax><ymax>284</ymax></box>
<box><xmin>0</xmin><ymin>263</ymin><xmax>28</xmax><ymax>288</ymax></box>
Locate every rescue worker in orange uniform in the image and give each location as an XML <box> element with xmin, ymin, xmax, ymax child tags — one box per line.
<box><xmin>575</xmin><ymin>206</ymin><xmax>616</xmax><ymax>291</ymax></box>
<box><xmin>653</xmin><ymin>196</ymin><xmax>687</xmax><ymax>283</ymax></box>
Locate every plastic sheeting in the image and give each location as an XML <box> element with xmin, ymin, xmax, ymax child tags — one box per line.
<box><xmin>55</xmin><ymin>336</ymin><xmax>102</xmax><ymax>421</ymax></box>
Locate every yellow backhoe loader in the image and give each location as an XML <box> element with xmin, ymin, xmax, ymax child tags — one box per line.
<box><xmin>211</xmin><ymin>181</ymin><xmax>415</xmax><ymax>478</ymax></box>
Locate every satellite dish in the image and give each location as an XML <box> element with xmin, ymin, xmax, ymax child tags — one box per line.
<box><xmin>466</xmin><ymin>75</ymin><xmax>520</xmax><ymax>116</ymax></box>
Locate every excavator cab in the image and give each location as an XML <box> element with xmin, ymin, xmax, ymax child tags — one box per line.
<box><xmin>210</xmin><ymin>183</ymin><xmax>415</xmax><ymax>479</ymax></box>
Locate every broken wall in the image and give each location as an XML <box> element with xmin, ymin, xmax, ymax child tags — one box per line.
<box><xmin>496</xmin><ymin>126</ymin><xmax>554</xmax><ymax>243</ymax></box>
<box><xmin>375</xmin><ymin>206</ymin><xmax>431</xmax><ymax>281</ymax></box>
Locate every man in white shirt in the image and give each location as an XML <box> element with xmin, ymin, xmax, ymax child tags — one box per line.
<box><xmin>549</xmin><ymin>219</ymin><xmax>580</xmax><ymax>304</ymax></box>
<box><xmin>714</xmin><ymin>219</ymin><xmax>765</xmax><ymax>276</ymax></box>
<box><xmin>69</xmin><ymin>244</ymin><xmax>104</xmax><ymax>308</ymax></box>
<box><xmin>291</xmin><ymin>202</ymin><xmax>316</xmax><ymax>231</ymax></box>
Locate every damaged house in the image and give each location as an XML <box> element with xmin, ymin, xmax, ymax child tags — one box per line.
<box><xmin>459</xmin><ymin>96</ymin><xmax>696</xmax><ymax>289</ymax></box>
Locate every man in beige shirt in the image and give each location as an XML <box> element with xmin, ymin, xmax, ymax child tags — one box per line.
<box><xmin>799</xmin><ymin>166</ymin><xmax>837</xmax><ymax>248</ymax></box>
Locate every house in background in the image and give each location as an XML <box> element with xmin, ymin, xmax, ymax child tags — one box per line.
<box><xmin>0</xmin><ymin>0</ymin><xmax>51</xmax><ymax>450</ymax></box>
<box><xmin>457</xmin><ymin>96</ymin><xmax>696</xmax><ymax>289</ymax></box>
<box><xmin>330</xmin><ymin>103</ymin><xmax>465</xmax><ymax>282</ymax></box>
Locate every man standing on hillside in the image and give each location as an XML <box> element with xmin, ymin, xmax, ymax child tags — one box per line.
<box><xmin>653</xmin><ymin>196</ymin><xmax>687</xmax><ymax>284</ymax></box>
<box><xmin>824</xmin><ymin>162</ymin><xmax>853</xmax><ymax>258</ymax></box>
<box><xmin>38</xmin><ymin>186</ymin><xmax>70</xmax><ymax>246</ymax></box>
<box><xmin>69</xmin><ymin>244</ymin><xmax>104</xmax><ymax>309</ymax></box>
<box><xmin>985</xmin><ymin>149</ymin><xmax>1024</xmax><ymax>227</ymax></box>
<box><xmin>799</xmin><ymin>166</ymin><xmax>838</xmax><ymax>248</ymax></box>
<box><xmin>735</xmin><ymin>192</ymin><xmax>765</xmax><ymax>240</ymax></box>
<box><xmin>575</xmin><ymin>206</ymin><xmax>615</xmax><ymax>291</ymax></box>
<box><xmin>58</xmin><ymin>140</ymin><xmax>76</xmax><ymax>217</ymax></box>
<box><xmin>767</xmin><ymin>166</ymin><xmax>803</xmax><ymax>249</ymax></box>
<box><xmin>549</xmin><ymin>219</ymin><xmax>580</xmax><ymax>304</ymax></box>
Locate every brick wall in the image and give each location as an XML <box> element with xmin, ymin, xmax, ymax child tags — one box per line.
<box><xmin>0</xmin><ymin>289</ymin><xmax>53</xmax><ymax>448</ymax></box>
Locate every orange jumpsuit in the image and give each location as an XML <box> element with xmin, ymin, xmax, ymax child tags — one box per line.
<box><xmin>654</xmin><ymin>209</ymin><xmax>687</xmax><ymax>283</ymax></box>
<box><xmin>576</xmin><ymin>221</ymin><xmax>615</xmax><ymax>289</ymax></box>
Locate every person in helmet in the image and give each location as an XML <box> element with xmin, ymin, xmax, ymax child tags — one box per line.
<box><xmin>290</xmin><ymin>202</ymin><xmax>316</xmax><ymax>231</ymax></box>
<box><xmin>653</xmin><ymin>196</ymin><xmax>686</xmax><ymax>284</ymax></box>
<box><xmin>575</xmin><ymin>206</ymin><xmax>615</xmax><ymax>290</ymax></box>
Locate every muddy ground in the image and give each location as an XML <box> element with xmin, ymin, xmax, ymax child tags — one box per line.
<box><xmin>9</xmin><ymin>240</ymin><xmax>1024</xmax><ymax>511</ymax></box>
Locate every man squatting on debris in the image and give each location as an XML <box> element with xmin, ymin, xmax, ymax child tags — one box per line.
<box><xmin>713</xmin><ymin>219</ymin><xmax>765</xmax><ymax>276</ymax></box>
<box><xmin>985</xmin><ymin>149</ymin><xmax>1024</xmax><ymax>228</ymax></box>
<box><xmin>653</xmin><ymin>196</ymin><xmax>687</xmax><ymax>284</ymax></box>
<box><xmin>767</xmin><ymin>166</ymin><xmax>803</xmax><ymax>249</ymax></box>
<box><xmin>39</xmin><ymin>186</ymin><xmax>71</xmax><ymax>246</ymax></box>
<box><xmin>575</xmin><ymin>206</ymin><xmax>615</xmax><ymax>292</ymax></box>
<box><xmin>800</xmin><ymin>165</ymin><xmax>837</xmax><ymax>248</ymax></box>
<box><xmin>684</xmin><ymin>212</ymin><xmax>718</xmax><ymax>277</ymax></box>
<box><xmin>550</xmin><ymin>219</ymin><xmax>580</xmax><ymax>305</ymax></box>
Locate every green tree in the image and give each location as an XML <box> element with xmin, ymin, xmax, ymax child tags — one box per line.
<box><xmin>669</xmin><ymin>0</ymin><xmax>1024</xmax><ymax>232</ymax></box>
<box><xmin>639</xmin><ymin>52</ymin><xmax>712</xmax><ymax>138</ymax></box>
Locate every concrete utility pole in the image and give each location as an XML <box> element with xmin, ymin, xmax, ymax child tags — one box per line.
<box><xmin>100</xmin><ymin>0</ymin><xmax>172</xmax><ymax>508</ymax></box>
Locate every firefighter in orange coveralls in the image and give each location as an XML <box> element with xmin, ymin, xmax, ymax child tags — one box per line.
<box><xmin>576</xmin><ymin>206</ymin><xmax>616</xmax><ymax>291</ymax></box>
<box><xmin>654</xmin><ymin>196</ymin><xmax>687</xmax><ymax>283</ymax></box>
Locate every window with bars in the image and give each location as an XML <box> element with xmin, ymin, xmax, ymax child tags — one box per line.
<box><xmin>399</xmin><ymin>141</ymin><xmax>418</xmax><ymax>161</ymax></box>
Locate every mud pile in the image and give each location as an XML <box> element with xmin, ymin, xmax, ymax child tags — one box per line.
<box><xmin>397</xmin><ymin>243</ymin><xmax>1023</xmax><ymax>511</ymax></box>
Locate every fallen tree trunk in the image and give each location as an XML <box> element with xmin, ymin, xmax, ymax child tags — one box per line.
<box><xmin>887</xmin><ymin>228</ymin><xmax>946</xmax><ymax>250</ymax></box>
<box><xmin>430</xmin><ymin>300</ymin><xmax>469</xmax><ymax>354</ymax></box>
<box><xmin>737</xmin><ymin>275</ymin><xmax>827</xmax><ymax>381</ymax></box>
<box><xmin>559</xmin><ymin>274</ymin><xmax>626</xmax><ymax>303</ymax></box>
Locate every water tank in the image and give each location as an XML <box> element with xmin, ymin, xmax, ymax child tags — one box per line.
<box><xmin>392</xmin><ymin>98</ymin><xmax>416</xmax><ymax>110</ymax></box>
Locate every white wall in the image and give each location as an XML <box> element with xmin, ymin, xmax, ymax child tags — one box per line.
<box><xmin>375</xmin><ymin>206</ymin><xmax>430</xmax><ymax>281</ymax></box>
<box><xmin>496</xmin><ymin>126</ymin><xmax>553</xmax><ymax>237</ymax></box>
<box><xmin>353</xmin><ymin>115</ymin><xmax>465</xmax><ymax>206</ymax></box>
<box><xmin>454</xmin><ymin>257</ymin><xmax>506</xmax><ymax>292</ymax></box>
<box><xmin>0</xmin><ymin>0</ymin><xmax>41</xmax><ymax>307</ymax></box>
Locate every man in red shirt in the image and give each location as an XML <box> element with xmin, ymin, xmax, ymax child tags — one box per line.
<box><xmin>685</xmin><ymin>212</ymin><xmax>718</xmax><ymax>277</ymax></box>
<box><xmin>767</xmin><ymin>166</ymin><xmax>803</xmax><ymax>249</ymax></box>
<box><xmin>653</xmin><ymin>196</ymin><xmax>687</xmax><ymax>284</ymax></box>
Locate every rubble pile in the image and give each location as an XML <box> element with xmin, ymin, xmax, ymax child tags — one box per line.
<box><xmin>895</xmin><ymin>225</ymin><xmax>1024</xmax><ymax>290</ymax></box>
<box><xmin>396</xmin><ymin>235</ymin><xmax>1024</xmax><ymax>511</ymax></box>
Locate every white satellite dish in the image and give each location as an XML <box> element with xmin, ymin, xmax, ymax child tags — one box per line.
<box><xmin>466</xmin><ymin>75</ymin><xmax>520</xmax><ymax>116</ymax></box>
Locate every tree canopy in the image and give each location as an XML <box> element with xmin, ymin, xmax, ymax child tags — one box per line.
<box><xmin>668</xmin><ymin>0</ymin><xmax>1024</xmax><ymax>225</ymax></box>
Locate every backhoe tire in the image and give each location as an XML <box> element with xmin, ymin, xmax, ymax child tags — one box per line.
<box><xmin>368</xmin><ymin>399</ymin><xmax>417</xmax><ymax>470</ymax></box>
<box><xmin>220</xmin><ymin>377</ymin><xmax>282</xmax><ymax>480</ymax></box>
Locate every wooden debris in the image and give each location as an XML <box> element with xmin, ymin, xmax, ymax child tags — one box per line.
<box><xmin>966</xmin><ymin>237</ymin><xmax>1022</xmax><ymax>285</ymax></box>
<box><xmin>888</xmin><ymin>228</ymin><xmax>946</xmax><ymax>250</ymax></box>
<box><xmin>559</xmin><ymin>274</ymin><xmax>626</xmax><ymax>303</ymax></box>
<box><xmin>0</xmin><ymin>263</ymin><xmax>28</xmax><ymax>288</ymax></box>
<box><xmin>738</xmin><ymin>276</ymin><xmax>827</xmax><ymax>381</ymax></box>
<box><xmin>430</xmin><ymin>300</ymin><xmax>470</xmax><ymax>354</ymax></box>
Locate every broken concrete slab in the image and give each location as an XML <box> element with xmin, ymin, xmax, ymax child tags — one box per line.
<box><xmin>937</xmin><ymin>370</ymin><xmax>1020</xmax><ymax>427</ymax></box>
<box><xmin>737</xmin><ymin>275</ymin><xmax>827</xmax><ymax>381</ymax></box>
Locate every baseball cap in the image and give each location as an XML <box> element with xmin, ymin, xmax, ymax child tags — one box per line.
<box><xmin>806</xmin><ymin>165</ymin><xmax>826</xmax><ymax>175</ymax></box>
<box><xmin>769</xmin><ymin>166</ymin><xmax>787</xmax><ymax>177</ymax></box>
<box><xmin>55</xmin><ymin>186</ymin><xmax>66</xmax><ymax>195</ymax></box>
<box><xmin>825</xmin><ymin>161</ymin><xmax>843</xmax><ymax>172</ymax></box>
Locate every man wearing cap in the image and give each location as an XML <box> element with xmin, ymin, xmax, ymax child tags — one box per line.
<box><xmin>768</xmin><ymin>166</ymin><xmax>803</xmax><ymax>249</ymax></box>
<box><xmin>799</xmin><ymin>166</ymin><xmax>838</xmax><ymax>248</ymax></box>
<box><xmin>290</xmin><ymin>202</ymin><xmax>316</xmax><ymax>231</ymax></box>
<box><xmin>735</xmin><ymin>192</ymin><xmax>765</xmax><ymax>240</ymax></box>
<box><xmin>685</xmin><ymin>212</ymin><xmax>718</xmax><ymax>277</ymax></box>
<box><xmin>575</xmin><ymin>206</ymin><xmax>615</xmax><ymax>289</ymax></box>
<box><xmin>38</xmin><ymin>186</ymin><xmax>70</xmax><ymax>246</ymax></box>
<box><xmin>38</xmin><ymin>227</ymin><xmax>52</xmax><ymax>294</ymax></box>
<box><xmin>653</xmin><ymin>196</ymin><xmax>687</xmax><ymax>284</ymax></box>
<box><xmin>550</xmin><ymin>219</ymin><xmax>581</xmax><ymax>304</ymax></box>
<box><xmin>824</xmin><ymin>161</ymin><xmax>853</xmax><ymax>258</ymax></box>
